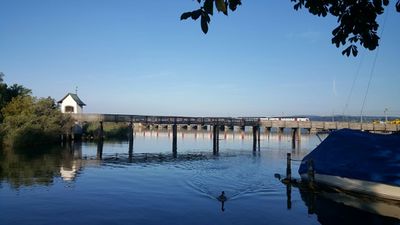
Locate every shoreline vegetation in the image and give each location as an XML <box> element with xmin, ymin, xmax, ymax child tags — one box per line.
<box><xmin>81</xmin><ymin>122</ymin><xmax>131</xmax><ymax>141</ymax></box>
<box><xmin>0</xmin><ymin>95</ymin><xmax>73</xmax><ymax>148</ymax></box>
<box><xmin>0</xmin><ymin>73</ymin><xmax>73</xmax><ymax>148</ymax></box>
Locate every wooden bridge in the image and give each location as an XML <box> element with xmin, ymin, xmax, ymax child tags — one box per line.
<box><xmin>71</xmin><ymin>113</ymin><xmax>399</xmax><ymax>132</ymax></box>
<box><xmin>69</xmin><ymin>113</ymin><xmax>399</xmax><ymax>154</ymax></box>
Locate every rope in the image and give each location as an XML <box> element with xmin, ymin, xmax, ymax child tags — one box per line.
<box><xmin>359</xmin><ymin>8</ymin><xmax>390</xmax><ymax>122</ymax></box>
<box><xmin>290</xmin><ymin>159</ymin><xmax>303</xmax><ymax>162</ymax></box>
<box><xmin>342</xmin><ymin>52</ymin><xmax>364</xmax><ymax>120</ymax></box>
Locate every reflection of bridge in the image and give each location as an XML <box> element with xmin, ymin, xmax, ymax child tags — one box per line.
<box><xmin>70</xmin><ymin>113</ymin><xmax>399</xmax><ymax>153</ymax></box>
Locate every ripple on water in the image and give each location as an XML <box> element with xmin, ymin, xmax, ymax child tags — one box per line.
<box><xmin>183</xmin><ymin>151</ymin><xmax>285</xmax><ymax>201</ymax></box>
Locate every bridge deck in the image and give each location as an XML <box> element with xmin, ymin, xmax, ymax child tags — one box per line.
<box><xmin>71</xmin><ymin>114</ymin><xmax>400</xmax><ymax>132</ymax></box>
<box><xmin>71</xmin><ymin>113</ymin><xmax>259</xmax><ymax>126</ymax></box>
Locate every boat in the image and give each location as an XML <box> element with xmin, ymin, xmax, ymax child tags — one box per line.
<box><xmin>298</xmin><ymin>129</ymin><xmax>400</xmax><ymax>200</ymax></box>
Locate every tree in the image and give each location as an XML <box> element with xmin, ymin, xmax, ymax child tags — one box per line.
<box><xmin>0</xmin><ymin>73</ymin><xmax>31</xmax><ymax>121</ymax></box>
<box><xmin>181</xmin><ymin>0</ymin><xmax>400</xmax><ymax>56</ymax></box>
<box><xmin>0</xmin><ymin>96</ymin><xmax>73</xmax><ymax>147</ymax></box>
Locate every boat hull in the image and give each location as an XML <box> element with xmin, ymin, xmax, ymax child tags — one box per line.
<box><xmin>300</xmin><ymin>173</ymin><xmax>400</xmax><ymax>201</ymax></box>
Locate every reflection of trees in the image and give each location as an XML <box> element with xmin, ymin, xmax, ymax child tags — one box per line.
<box><xmin>0</xmin><ymin>144</ymin><xmax>83</xmax><ymax>189</ymax></box>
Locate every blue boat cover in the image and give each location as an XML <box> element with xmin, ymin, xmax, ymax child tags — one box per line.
<box><xmin>298</xmin><ymin>129</ymin><xmax>400</xmax><ymax>187</ymax></box>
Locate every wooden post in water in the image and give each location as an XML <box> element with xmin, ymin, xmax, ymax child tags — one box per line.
<box><xmin>97</xmin><ymin>140</ymin><xmax>103</xmax><ymax>160</ymax></box>
<box><xmin>286</xmin><ymin>153</ymin><xmax>292</xmax><ymax>181</ymax></box>
<box><xmin>213</xmin><ymin>125</ymin><xmax>216</xmax><ymax>153</ymax></box>
<box><xmin>265</xmin><ymin>127</ymin><xmax>271</xmax><ymax>135</ymax></box>
<box><xmin>172</xmin><ymin>124</ymin><xmax>177</xmax><ymax>155</ymax></box>
<box><xmin>252</xmin><ymin>126</ymin><xmax>258</xmax><ymax>151</ymax></box>
<box><xmin>286</xmin><ymin>183</ymin><xmax>292</xmax><ymax>210</ymax></box>
<box><xmin>99</xmin><ymin>121</ymin><xmax>104</xmax><ymax>141</ymax></box>
<box><xmin>128</xmin><ymin>121</ymin><xmax>134</xmax><ymax>155</ymax></box>
<box><xmin>291</xmin><ymin>128</ymin><xmax>297</xmax><ymax>149</ymax></box>
<box><xmin>213</xmin><ymin>125</ymin><xmax>219</xmax><ymax>154</ymax></box>
<box><xmin>257</xmin><ymin>126</ymin><xmax>261</xmax><ymax>151</ymax></box>
<box><xmin>217</xmin><ymin>126</ymin><xmax>219</xmax><ymax>152</ymax></box>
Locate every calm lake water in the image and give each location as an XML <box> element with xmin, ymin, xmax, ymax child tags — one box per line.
<box><xmin>1</xmin><ymin>129</ymin><xmax>399</xmax><ymax>225</ymax></box>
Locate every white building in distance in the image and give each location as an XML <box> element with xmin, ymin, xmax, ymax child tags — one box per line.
<box><xmin>57</xmin><ymin>93</ymin><xmax>86</xmax><ymax>114</ymax></box>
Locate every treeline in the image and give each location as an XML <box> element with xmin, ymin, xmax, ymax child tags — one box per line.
<box><xmin>0</xmin><ymin>73</ymin><xmax>73</xmax><ymax>148</ymax></box>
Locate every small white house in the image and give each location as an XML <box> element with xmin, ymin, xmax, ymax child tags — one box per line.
<box><xmin>57</xmin><ymin>93</ymin><xmax>86</xmax><ymax>114</ymax></box>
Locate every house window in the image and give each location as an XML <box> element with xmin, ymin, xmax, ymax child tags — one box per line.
<box><xmin>65</xmin><ymin>106</ymin><xmax>74</xmax><ymax>113</ymax></box>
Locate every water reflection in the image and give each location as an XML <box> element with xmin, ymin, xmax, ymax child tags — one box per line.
<box><xmin>285</xmin><ymin>182</ymin><xmax>400</xmax><ymax>224</ymax></box>
<box><xmin>0</xmin><ymin>145</ymin><xmax>69</xmax><ymax>188</ymax></box>
<box><xmin>4</xmin><ymin>130</ymin><xmax>399</xmax><ymax>225</ymax></box>
<box><xmin>60</xmin><ymin>142</ymin><xmax>84</xmax><ymax>181</ymax></box>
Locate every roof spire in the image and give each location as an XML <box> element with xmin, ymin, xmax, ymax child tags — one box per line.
<box><xmin>75</xmin><ymin>86</ymin><xmax>78</xmax><ymax>95</ymax></box>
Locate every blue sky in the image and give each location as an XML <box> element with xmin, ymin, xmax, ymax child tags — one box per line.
<box><xmin>1</xmin><ymin>1</ymin><xmax>399</xmax><ymax>117</ymax></box>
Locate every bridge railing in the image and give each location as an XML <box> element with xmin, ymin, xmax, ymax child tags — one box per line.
<box><xmin>70</xmin><ymin>113</ymin><xmax>260</xmax><ymax>126</ymax></box>
<box><xmin>70</xmin><ymin>113</ymin><xmax>399</xmax><ymax>132</ymax></box>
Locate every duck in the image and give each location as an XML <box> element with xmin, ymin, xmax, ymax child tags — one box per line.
<box><xmin>217</xmin><ymin>191</ymin><xmax>227</xmax><ymax>202</ymax></box>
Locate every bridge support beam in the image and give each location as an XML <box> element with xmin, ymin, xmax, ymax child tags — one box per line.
<box><xmin>97</xmin><ymin>140</ymin><xmax>103</xmax><ymax>160</ymax></box>
<box><xmin>291</xmin><ymin>128</ymin><xmax>301</xmax><ymax>149</ymax></box>
<box><xmin>213</xmin><ymin>125</ymin><xmax>219</xmax><ymax>154</ymax></box>
<box><xmin>265</xmin><ymin>127</ymin><xmax>271</xmax><ymax>135</ymax></box>
<box><xmin>253</xmin><ymin>126</ymin><xmax>260</xmax><ymax>151</ymax></box>
<box><xmin>128</xmin><ymin>122</ymin><xmax>134</xmax><ymax>155</ymax></box>
<box><xmin>98</xmin><ymin>121</ymin><xmax>104</xmax><ymax>141</ymax></box>
<box><xmin>172</xmin><ymin>124</ymin><xmax>177</xmax><ymax>156</ymax></box>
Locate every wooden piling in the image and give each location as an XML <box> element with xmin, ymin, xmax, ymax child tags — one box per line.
<box><xmin>99</xmin><ymin>121</ymin><xmax>104</xmax><ymax>141</ymax></box>
<box><xmin>257</xmin><ymin>126</ymin><xmax>261</xmax><ymax>151</ymax></box>
<box><xmin>252</xmin><ymin>126</ymin><xmax>258</xmax><ymax>151</ymax></box>
<box><xmin>97</xmin><ymin>140</ymin><xmax>103</xmax><ymax>160</ymax></box>
<box><xmin>265</xmin><ymin>127</ymin><xmax>271</xmax><ymax>135</ymax></box>
<box><xmin>286</xmin><ymin>153</ymin><xmax>292</xmax><ymax>180</ymax></box>
<box><xmin>172</xmin><ymin>124</ymin><xmax>177</xmax><ymax>154</ymax></box>
<box><xmin>213</xmin><ymin>125</ymin><xmax>219</xmax><ymax>154</ymax></box>
<box><xmin>286</xmin><ymin>184</ymin><xmax>292</xmax><ymax>210</ymax></box>
<box><xmin>128</xmin><ymin>122</ymin><xmax>134</xmax><ymax>154</ymax></box>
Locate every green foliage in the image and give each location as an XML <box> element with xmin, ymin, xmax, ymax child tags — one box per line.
<box><xmin>83</xmin><ymin>122</ymin><xmax>130</xmax><ymax>140</ymax></box>
<box><xmin>181</xmin><ymin>0</ymin><xmax>241</xmax><ymax>34</ymax></box>
<box><xmin>0</xmin><ymin>72</ymin><xmax>31</xmax><ymax>121</ymax></box>
<box><xmin>181</xmin><ymin>0</ymin><xmax>399</xmax><ymax>56</ymax></box>
<box><xmin>0</xmin><ymin>96</ymin><xmax>73</xmax><ymax>147</ymax></box>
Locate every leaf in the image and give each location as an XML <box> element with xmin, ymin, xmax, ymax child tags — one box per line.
<box><xmin>215</xmin><ymin>0</ymin><xmax>227</xmax><ymax>14</ymax></box>
<box><xmin>180</xmin><ymin>12</ymin><xmax>192</xmax><ymax>20</ymax></box>
<box><xmin>397</xmin><ymin>0</ymin><xmax>400</xmax><ymax>12</ymax></box>
<box><xmin>201</xmin><ymin>14</ymin><xmax>209</xmax><ymax>34</ymax></box>
<box><xmin>351</xmin><ymin>45</ymin><xmax>358</xmax><ymax>57</ymax></box>
<box><xmin>204</xmin><ymin>0</ymin><xmax>214</xmax><ymax>15</ymax></box>
<box><xmin>342</xmin><ymin>46</ymin><xmax>352</xmax><ymax>57</ymax></box>
<box><xmin>341</xmin><ymin>45</ymin><xmax>358</xmax><ymax>57</ymax></box>
<box><xmin>191</xmin><ymin>10</ymin><xmax>202</xmax><ymax>20</ymax></box>
<box><xmin>228</xmin><ymin>0</ymin><xmax>241</xmax><ymax>11</ymax></box>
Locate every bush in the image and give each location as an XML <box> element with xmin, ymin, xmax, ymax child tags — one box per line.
<box><xmin>83</xmin><ymin>122</ymin><xmax>130</xmax><ymax>140</ymax></box>
<box><xmin>0</xmin><ymin>96</ymin><xmax>73</xmax><ymax>147</ymax></box>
